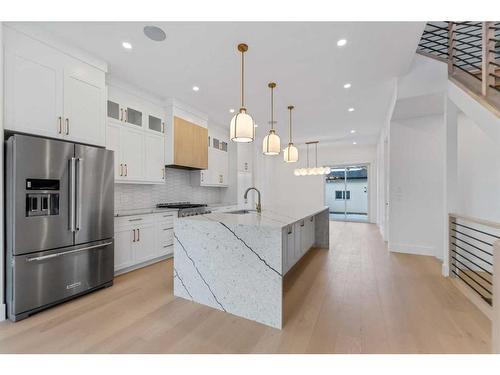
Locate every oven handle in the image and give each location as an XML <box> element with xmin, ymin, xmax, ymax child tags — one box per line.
<box><xmin>26</xmin><ymin>241</ymin><xmax>113</xmax><ymax>262</ymax></box>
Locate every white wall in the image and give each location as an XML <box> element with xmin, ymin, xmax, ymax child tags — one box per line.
<box><xmin>325</xmin><ymin>180</ymin><xmax>368</xmax><ymax>214</ymax></box>
<box><xmin>456</xmin><ymin>113</ymin><xmax>500</xmax><ymax>222</ymax></box>
<box><xmin>0</xmin><ymin>22</ymin><xmax>5</xmax><ymax>320</ymax></box>
<box><xmin>256</xmin><ymin>142</ymin><xmax>378</xmax><ymax>223</ymax></box>
<box><xmin>388</xmin><ymin>114</ymin><xmax>446</xmax><ymax>258</ymax></box>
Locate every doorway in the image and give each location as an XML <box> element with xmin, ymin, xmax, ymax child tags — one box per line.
<box><xmin>325</xmin><ymin>165</ymin><xmax>369</xmax><ymax>222</ymax></box>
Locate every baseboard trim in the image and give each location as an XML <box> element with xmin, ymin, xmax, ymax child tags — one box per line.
<box><xmin>0</xmin><ymin>303</ymin><xmax>6</xmax><ymax>321</ymax></box>
<box><xmin>114</xmin><ymin>254</ymin><xmax>172</xmax><ymax>277</ymax></box>
<box><xmin>389</xmin><ymin>242</ymin><xmax>436</xmax><ymax>257</ymax></box>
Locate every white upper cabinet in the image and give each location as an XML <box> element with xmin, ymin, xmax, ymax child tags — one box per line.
<box><xmin>145</xmin><ymin>133</ymin><xmax>166</xmax><ymax>182</ymax></box>
<box><xmin>106</xmin><ymin>84</ymin><xmax>166</xmax><ymax>184</ymax></box>
<box><xmin>3</xmin><ymin>26</ymin><xmax>106</xmax><ymax>147</ymax></box>
<box><xmin>191</xmin><ymin>125</ymin><xmax>229</xmax><ymax>187</ymax></box>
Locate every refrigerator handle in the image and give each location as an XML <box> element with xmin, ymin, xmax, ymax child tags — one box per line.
<box><xmin>75</xmin><ymin>158</ymin><xmax>83</xmax><ymax>231</ymax></box>
<box><xmin>69</xmin><ymin>157</ymin><xmax>76</xmax><ymax>232</ymax></box>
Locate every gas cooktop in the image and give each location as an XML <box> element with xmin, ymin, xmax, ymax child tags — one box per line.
<box><xmin>156</xmin><ymin>202</ymin><xmax>211</xmax><ymax>217</ymax></box>
<box><xmin>156</xmin><ymin>202</ymin><xmax>207</xmax><ymax>209</ymax></box>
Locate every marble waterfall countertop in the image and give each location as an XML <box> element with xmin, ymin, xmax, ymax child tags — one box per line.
<box><xmin>179</xmin><ymin>206</ymin><xmax>329</xmax><ymax>228</ymax></box>
<box><xmin>173</xmin><ymin>206</ymin><xmax>329</xmax><ymax>329</ymax></box>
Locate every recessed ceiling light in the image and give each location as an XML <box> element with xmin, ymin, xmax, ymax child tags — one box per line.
<box><xmin>143</xmin><ymin>26</ymin><xmax>166</xmax><ymax>42</ymax></box>
<box><xmin>344</xmin><ymin>83</ymin><xmax>351</xmax><ymax>89</ymax></box>
<box><xmin>229</xmin><ymin>108</ymin><xmax>235</xmax><ymax>113</ymax></box>
<box><xmin>348</xmin><ymin>107</ymin><xmax>355</xmax><ymax>112</ymax></box>
<box><xmin>337</xmin><ymin>39</ymin><xmax>347</xmax><ymax>47</ymax></box>
<box><xmin>353</xmin><ymin>141</ymin><xmax>357</xmax><ymax>145</ymax></box>
<box><xmin>122</xmin><ymin>41</ymin><xmax>133</xmax><ymax>50</ymax></box>
<box><xmin>192</xmin><ymin>86</ymin><xmax>200</xmax><ymax>92</ymax></box>
<box><xmin>350</xmin><ymin>129</ymin><xmax>356</xmax><ymax>134</ymax></box>
<box><xmin>254</xmin><ymin>124</ymin><xmax>259</xmax><ymax>128</ymax></box>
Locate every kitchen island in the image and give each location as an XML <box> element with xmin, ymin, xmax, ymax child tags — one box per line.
<box><xmin>173</xmin><ymin>206</ymin><xmax>329</xmax><ymax>329</ymax></box>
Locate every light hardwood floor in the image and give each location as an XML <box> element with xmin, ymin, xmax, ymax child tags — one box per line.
<box><xmin>0</xmin><ymin>222</ymin><xmax>491</xmax><ymax>353</ymax></box>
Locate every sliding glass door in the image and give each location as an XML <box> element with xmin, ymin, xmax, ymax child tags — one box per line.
<box><xmin>325</xmin><ymin>165</ymin><xmax>368</xmax><ymax>222</ymax></box>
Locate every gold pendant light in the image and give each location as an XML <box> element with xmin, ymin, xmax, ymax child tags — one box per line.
<box><xmin>230</xmin><ymin>43</ymin><xmax>255</xmax><ymax>143</ymax></box>
<box><xmin>263</xmin><ymin>82</ymin><xmax>281</xmax><ymax>155</ymax></box>
<box><xmin>283</xmin><ymin>105</ymin><xmax>299</xmax><ymax>163</ymax></box>
<box><xmin>294</xmin><ymin>141</ymin><xmax>331</xmax><ymax>176</ymax></box>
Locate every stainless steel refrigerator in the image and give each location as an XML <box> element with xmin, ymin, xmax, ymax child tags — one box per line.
<box><xmin>5</xmin><ymin>134</ymin><xmax>114</xmax><ymax>321</ymax></box>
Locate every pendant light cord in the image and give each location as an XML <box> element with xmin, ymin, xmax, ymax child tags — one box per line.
<box><xmin>315</xmin><ymin>143</ymin><xmax>318</xmax><ymax>168</ymax></box>
<box><xmin>306</xmin><ymin>143</ymin><xmax>309</xmax><ymax>168</ymax></box>
<box><xmin>271</xmin><ymin>86</ymin><xmax>274</xmax><ymax>130</ymax></box>
<box><xmin>241</xmin><ymin>50</ymin><xmax>245</xmax><ymax>108</ymax></box>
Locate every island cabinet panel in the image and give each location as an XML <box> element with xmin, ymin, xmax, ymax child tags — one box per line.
<box><xmin>173</xmin><ymin>116</ymin><xmax>208</xmax><ymax>169</ymax></box>
<box><xmin>114</xmin><ymin>211</ymin><xmax>176</xmax><ymax>275</ymax></box>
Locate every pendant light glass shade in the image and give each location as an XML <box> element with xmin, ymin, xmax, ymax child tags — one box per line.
<box><xmin>284</xmin><ymin>105</ymin><xmax>298</xmax><ymax>162</ymax></box>
<box><xmin>263</xmin><ymin>82</ymin><xmax>281</xmax><ymax>155</ymax></box>
<box><xmin>263</xmin><ymin>130</ymin><xmax>281</xmax><ymax>155</ymax></box>
<box><xmin>230</xmin><ymin>108</ymin><xmax>255</xmax><ymax>142</ymax></box>
<box><xmin>284</xmin><ymin>143</ymin><xmax>299</xmax><ymax>163</ymax></box>
<box><xmin>230</xmin><ymin>44</ymin><xmax>254</xmax><ymax>143</ymax></box>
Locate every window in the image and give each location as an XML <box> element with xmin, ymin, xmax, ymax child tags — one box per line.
<box><xmin>335</xmin><ymin>191</ymin><xmax>351</xmax><ymax>200</ymax></box>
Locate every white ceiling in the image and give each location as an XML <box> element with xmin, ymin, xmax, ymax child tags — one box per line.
<box><xmin>29</xmin><ymin>22</ymin><xmax>424</xmax><ymax>145</ymax></box>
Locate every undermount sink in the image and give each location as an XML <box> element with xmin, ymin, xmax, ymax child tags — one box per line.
<box><xmin>227</xmin><ymin>209</ymin><xmax>258</xmax><ymax>215</ymax></box>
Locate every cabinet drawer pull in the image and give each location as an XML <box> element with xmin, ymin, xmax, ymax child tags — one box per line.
<box><xmin>124</xmin><ymin>164</ymin><xmax>128</xmax><ymax>176</ymax></box>
<box><xmin>128</xmin><ymin>218</ymin><xmax>143</xmax><ymax>222</ymax></box>
<box><xmin>137</xmin><ymin>228</ymin><xmax>140</xmax><ymax>242</ymax></box>
<box><xmin>163</xmin><ymin>214</ymin><xmax>173</xmax><ymax>218</ymax></box>
<box><xmin>119</xmin><ymin>163</ymin><xmax>123</xmax><ymax>176</ymax></box>
<box><xmin>163</xmin><ymin>227</ymin><xmax>173</xmax><ymax>231</ymax></box>
<box><xmin>124</xmin><ymin>109</ymin><xmax>128</xmax><ymax>122</ymax></box>
<box><xmin>132</xmin><ymin>229</ymin><xmax>136</xmax><ymax>242</ymax></box>
<box><xmin>120</xmin><ymin>108</ymin><xmax>124</xmax><ymax>121</ymax></box>
<box><xmin>287</xmin><ymin>225</ymin><xmax>293</xmax><ymax>234</ymax></box>
<box><xmin>162</xmin><ymin>122</ymin><xmax>165</xmax><ymax>133</ymax></box>
<box><xmin>58</xmin><ymin>116</ymin><xmax>62</xmax><ymax>134</ymax></box>
<box><xmin>310</xmin><ymin>216</ymin><xmax>314</xmax><ymax>222</ymax></box>
<box><xmin>300</xmin><ymin>220</ymin><xmax>305</xmax><ymax>227</ymax></box>
<box><xmin>65</xmin><ymin>118</ymin><xmax>70</xmax><ymax>135</ymax></box>
<box><xmin>163</xmin><ymin>244</ymin><xmax>173</xmax><ymax>249</ymax></box>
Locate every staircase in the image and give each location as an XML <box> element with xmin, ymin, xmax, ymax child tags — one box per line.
<box><xmin>417</xmin><ymin>22</ymin><xmax>500</xmax><ymax>115</ymax></box>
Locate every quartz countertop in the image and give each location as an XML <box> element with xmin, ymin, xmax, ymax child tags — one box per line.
<box><xmin>114</xmin><ymin>207</ymin><xmax>179</xmax><ymax>217</ymax></box>
<box><xmin>179</xmin><ymin>206</ymin><xmax>329</xmax><ymax>228</ymax></box>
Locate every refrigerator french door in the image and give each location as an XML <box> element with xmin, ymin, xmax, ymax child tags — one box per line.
<box><xmin>5</xmin><ymin>134</ymin><xmax>114</xmax><ymax>321</ymax></box>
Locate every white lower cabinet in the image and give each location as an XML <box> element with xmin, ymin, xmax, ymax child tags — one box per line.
<box><xmin>114</xmin><ymin>212</ymin><xmax>176</xmax><ymax>274</ymax></box>
<box><xmin>283</xmin><ymin>216</ymin><xmax>316</xmax><ymax>275</ymax></box>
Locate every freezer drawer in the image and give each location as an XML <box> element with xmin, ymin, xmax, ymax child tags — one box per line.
<box><xmin>8</xmin><ymin>240</ymin><xmax>114</xmax><ymax>321</ymax></box>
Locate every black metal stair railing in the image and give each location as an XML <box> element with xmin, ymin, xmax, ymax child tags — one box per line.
<box><xmin>417</xmin><ymin>21</ymin><xmax>500</xmax><ymax>107</ymax></box>
<box><xmin>448</xmin><ymin>214</ymin><xmax>500</xmax><ymax>306</ymax></box>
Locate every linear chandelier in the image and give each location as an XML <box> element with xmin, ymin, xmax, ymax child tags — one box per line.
<box><xmin>294</xmin><ymin>141</ymin><xmax>331</xmax><ymax>176</ymax></box>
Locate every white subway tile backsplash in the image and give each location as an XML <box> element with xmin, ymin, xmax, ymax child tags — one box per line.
<box><xmin>114</xmin><ymin>168</ymin><xmax>223</xmax><ymax>210</ymax></box>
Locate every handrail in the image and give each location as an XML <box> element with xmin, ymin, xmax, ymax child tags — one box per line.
<box><xmin>417</xmin><ymin>21</ymin><xmax>500</xmax><ymax>109</ymax></box>
<box><xmin>449</xmin><ymin>212</ymin><xmax>500</xmax><ymax>229</ymax></box>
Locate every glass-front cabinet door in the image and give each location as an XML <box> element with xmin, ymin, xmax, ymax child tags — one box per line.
<box><xmin>107</xmin><ymin>100</ymin><xmax>120</xmax><ymax>121</ymax></box>
<box><xmin>125</xmin><ymin>107</ymin><xmax>143</xmax><ymax>127</ymax></box>
<box><xmin>148</xmin><ymin>115</ymin><xmax>164</xmax><ymax>133</ymax></box>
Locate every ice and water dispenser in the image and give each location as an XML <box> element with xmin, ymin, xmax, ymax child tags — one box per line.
<box><xmin>25</xmin><ymin>179</ymin><xmax>60</xmax><ymax>217</ymax></box>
